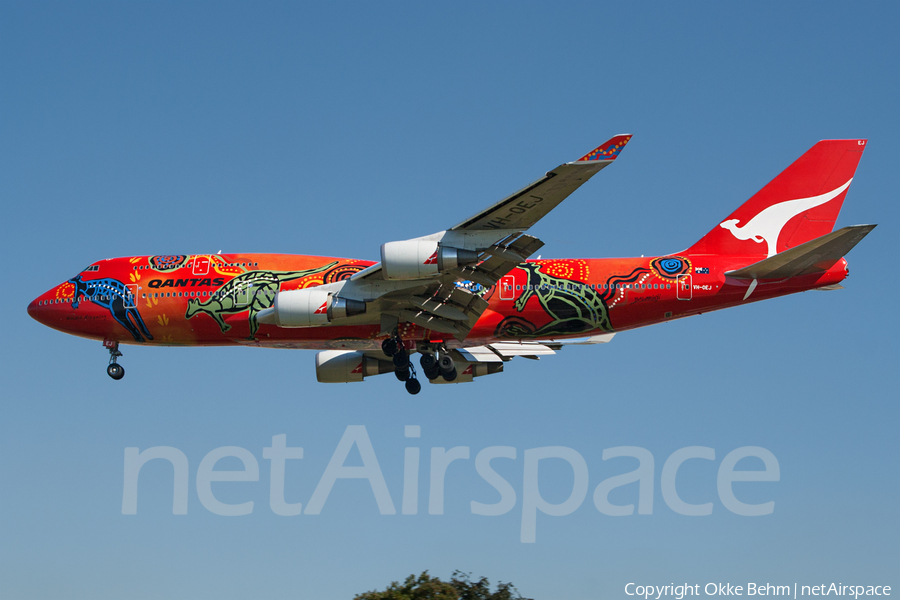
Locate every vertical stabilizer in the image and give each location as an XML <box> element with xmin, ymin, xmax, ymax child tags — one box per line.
<box><xmin>686</xmin><ymin>139</ymin><xmax>867</xmax><ymax>257</ymax></box>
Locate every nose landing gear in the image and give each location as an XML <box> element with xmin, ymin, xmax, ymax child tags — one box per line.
<box><xmin>107</xmin><ymin>363</ymin><xmax>125</xmax><ymax>380</ymax></box>
<box><xmin>104</xmin><ymin>340</ymin><xmax>125</xmax><ymax>380</ymax></box>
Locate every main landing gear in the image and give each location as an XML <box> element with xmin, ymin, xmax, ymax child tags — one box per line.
<box><xmin>381</xmin><ymin>334</ymin><xmax>460</xmax><ymax>394</ymax></box>
<box><xmin>382</xmin><ymin>333</ymin><xmax>421</xmax><ymax>395</ymax></box>
<box><xmin>104</xmin><ymin>340</ymin><xmax>125</xmax><ymax>380</ymax></box>
<box><xmin>420</xmin><ymin>348</ymin><xmax>457</xmax><ymax>382</ymax></box>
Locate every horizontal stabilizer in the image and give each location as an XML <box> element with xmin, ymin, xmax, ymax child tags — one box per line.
<box><xmin>725</xmin><ymin>224</ymin><xmax>876</xmax><ymax>280</ymax></box>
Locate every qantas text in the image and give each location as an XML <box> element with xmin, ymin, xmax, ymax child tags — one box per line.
<box><xmin>147</xmin><ymin>278</ymin><xmax>226</xmax><ymax>288</ymax></box>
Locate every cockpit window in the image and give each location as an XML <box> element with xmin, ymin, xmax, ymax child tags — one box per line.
<box><xmin>82</xmin><ymin>265</ymin><xmax>99</xmax><ymax>272</ymax></box>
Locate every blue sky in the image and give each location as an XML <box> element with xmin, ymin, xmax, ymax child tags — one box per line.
<box><xmin>1</xmin><ymin>2</ymin><xmax>898</xmax><ymax>599</ymax></box>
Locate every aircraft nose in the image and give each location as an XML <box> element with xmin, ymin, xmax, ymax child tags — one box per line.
<box><xmin>26</xmin><ymin>297</ymin><xmax>38</xmax><ymax>319</ymax></box>
<box><xmin>28</xmin><ymin>287</ymin><xmax>69</xmax><ymax>328</ymax></box>
<box><xmin>28</xmin><ymin>292</ymin><xmax>54</xmax><ymax>327</ymax></box>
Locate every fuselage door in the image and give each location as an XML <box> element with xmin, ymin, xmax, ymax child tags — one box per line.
<box><xmin>499</xmin><ymin>275</ymin><xmax>516</xmax><ymax>300</ymax></box>
<box><xmin>236</xmin><ymin>282</ymin><xmax>251</xmax><ymax>306</ymax></box>
<box><xmin>677</xmin><ymin>274</ymin><xmax>692</xmax><ymax>300</ymax></box>
<box><xmin>125</xmin><ymin>284</ymin><xmax>139</xmax><ymax>308</ymax></box>
<box><xmin>192</xmin><ymin>256</ymin><xmax>210</xmax><ymax>276</ymax></box>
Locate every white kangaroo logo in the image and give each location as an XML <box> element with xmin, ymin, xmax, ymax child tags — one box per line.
<box><xmin>719</xmin><ymin>179</ymin><xmax>852</xmax><ymax>257</ymax></box>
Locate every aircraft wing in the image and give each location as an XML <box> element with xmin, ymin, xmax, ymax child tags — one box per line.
<box><xmin>455</xmin><ymin>333</ymin><xmax>616</xmax><ymax>362</ymax></box>
<box><xmin>266</xmin><ymin>136</ymin><xmax>632</xmax><ymax>341</ymax></box>
<box><xmin>451</xmin><ymin>134</ymin><xmax>633</xmax><ymax>231</ymax></box>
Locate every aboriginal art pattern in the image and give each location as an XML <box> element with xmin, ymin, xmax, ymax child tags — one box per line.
<box><xmin>150</xmin><ymin>255</ymin><xmax>188</xmax><ymax>271</ymax></box>
<box><xmin>68</xmin><ymin>275</ymin><xmax>153</xmax><ymax>342</ymax></box>
<box><xmin>455</xmin><ymin>280</ymin><xmax>492</xmax><ymax>300</ymax></box>
<box><xmin>649</xmin><ymin>256</ymin><xmax>692</xmax><ymax>280</ymax></box>
<box><xmin>323</xmin><ymin>263</ymin><xmax>368</xmax><ymax>284</ymax></box>
<box><xmin>185</xmin><ymin>262</ymin><xmax>338</xmax><ymax>339</ymax></box>
<box><xmin>494</xmin><ymin>261</ymin><xmax>659</xmax><ymax>339</ymax></box>
<box><xmin>576</xmin><ymin>135</ymin><xmax>632</xmax><ymax>162</ymax></box>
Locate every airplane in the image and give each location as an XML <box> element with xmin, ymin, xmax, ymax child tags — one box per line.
<box><xmin>27</xmin><ymin>136</ymin><xmax>875</xmax><ymax>394</ymax></box>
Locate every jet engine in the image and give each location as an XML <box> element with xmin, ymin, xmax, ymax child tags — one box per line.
<box><xmin>315</xmin><ymin>350</ymin><xmax>394</xmax><ymax>383</ymax></box>
<box><xmin>429</xmin><ymin>360</ymin><xmax>504</xmax><ymax>384</ymax></box>
<box><xmin>380</xmin><ymin>240</ymin><xmax>479</xmax><ymax>280</ymax></box>
<box><xmin>262</xmin><ymin>289</ymin><xmax>366</xmax><ymax>328</ymax></box>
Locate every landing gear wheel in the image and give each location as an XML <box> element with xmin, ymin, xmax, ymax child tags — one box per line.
<box><xmin>420</xmin><ymin>354</ymin><xmax>437</xmax><ymax>370</ymax></box>
<box><xmin>405</xmin><ymin>378</ymin><xmax>421</xmax><ymax>395</ymax></box>
<box><xmin>441</xmin><ymin>368</ymin><xmax>457</xmax><ymax>382</ymax></box>
<box><xmin>424</xmin><ymin>367</ymin><xmax>441</xmax><ymax>381</ymax></box>
<box><xmin>107</xmin><ymin>363</ymin><xmax>125</xmax><ymax>380</ymax></box>
<box><xmin>392</xmin><ymin>351</ymin><xmax>409</xmax><ymax>369</ymax></box>
<box><xmin>382</xmin><ymin>338</ymin><xmax>398</xmax><ymax>357</ymax></box>
<box><xmin>394</xmin><ymin>367</ymin><xmax>411</xmax><ymax>382</ymax></box>
<box><xmin>104</xmin><ymin>341</ymin><xmax>124</xmax><ymax>380</ymax></box>
<box><xmin>438</xmin><ymin>354</ymin><xmax>455</xmax><ymax>373</ymax></box>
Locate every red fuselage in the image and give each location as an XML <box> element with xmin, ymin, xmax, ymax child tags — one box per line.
<box><xmin>27</xmin><ymin>252</ymin><xmax>848</xmax><ymax>351</ymax></box>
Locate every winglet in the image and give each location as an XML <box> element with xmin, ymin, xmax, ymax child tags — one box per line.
<box><xmin>572</xmin><ymin>134</ymin><xmax>633</xmax><ymax>163</ymax></box>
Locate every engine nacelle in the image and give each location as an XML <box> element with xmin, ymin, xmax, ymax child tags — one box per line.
<box><xmin>315</xmin><ymin>350</ymin><xmax>393</xmax><ymax>383</ymax></box>
<box><xmin>269</xmin><ymin>289</ymin><xmax>366</xmax><ymax>328</ymax></box>
<box><xmin>430</xmin><ymin>361</ymin><xmax>504</xmax><ymax>384</ymax></box>
<box><xmin>380</xmin><ymin>240</ymin><xmax>479</xmax><ymax>280</ymax></box>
